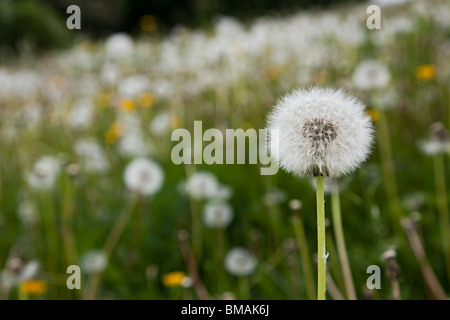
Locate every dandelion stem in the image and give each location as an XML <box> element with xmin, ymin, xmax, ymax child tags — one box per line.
<box><xmin>291</xmin><ymin>213</ymin><xmax>316</xmax><ymax>300</ymax></box>
<box><xmin>377</xmin><ymin>109</ymin><xmax>403</xmax><ymax>232</ymax></box>
<box><xmin>402</xmin><ymin>218</ymin><xmax>447</xmax><ymax>300</ymax></box>
<box><xmin>86</xmin><ymin>196</ymin><xmax>137</xmax><ymax>300</ymax></box>
<box><xmin>433</xmin><ymin>153</ymin><xmax>450</xmax><ymax>284</ymax></box>
<box><xmin>331</xmin><ymin>184</ymin><xmax>357</xmax><ymax>300</ymax></box>
<box><xmin>316</xmin><ymin>175</ymin><xmax>327</xmax><ymax>300</ymax></box>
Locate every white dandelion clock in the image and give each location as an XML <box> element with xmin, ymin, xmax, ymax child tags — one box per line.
<box><xmin>224</xmin><ymin>248</ymin><xmax>257</xmax><ymax>277</ymax></box>
<box><xmin>80</xmin><ymin>250</ymin><xmax>107</xmax><ymax>274</ymax></box>
<box><xmin>104</xmin><ymin>33</ymin><xmax>134</xmax><ymax>60</ymax></box>
<box><xmin>124</xmin><ymin>158</ymin><xmax>164</xmax><ymax>196</ymax></box>
<box><xmin>203</xmin><ymin>201</ymin><xmax>234</xmax><ymax>228</ymax></box>
<box><xmin>352</xmin><ymin>59</ymin><xmax>391</xmax><ymax>91</ymax></box>
<box><xmin>26</xmin><ymin>156</ymin><xmax>61</xmax><ymax>191</ymax></box>
<box><xmin>267</xmin><ymin>87</ymin><xmax>374</xmax><ymax>178</ymax></box>
<box><xmin>74</xmin><ymin>138</ymin><xmax>110</xmax><ymax>174</ymax></box>
<box><xmin>184</xmin><ymin>171</ymin><xmax>220</xmax><ymax>200</ymax></box>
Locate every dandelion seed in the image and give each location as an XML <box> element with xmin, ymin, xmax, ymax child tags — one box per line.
<box><xmin>124</xmin><ymin>158</ymin><xmax>164</xmax><ymax>196</ymax></box>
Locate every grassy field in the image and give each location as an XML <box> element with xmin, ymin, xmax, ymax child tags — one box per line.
<box><xmin>0</xmin><ymin>0</ymin><xmax>449</xmax><ymax>300</ymax></box>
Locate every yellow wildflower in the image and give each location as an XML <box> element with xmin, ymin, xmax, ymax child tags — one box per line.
<box><xmin>105</xmin><ymin>122</ymin><xmax>124</xmax><ymax>144</ymax></box>
<box><xmin>20</xmin><ymin>280</ymin><xmax>48</xmax><ymax>296</ymax></box>
<box><xmin>139</xmin><ymin>93</ymin><xmax>156</xmax><ymax>108</ymax></box>
<box><xmin>416</xmin><ymin>64</ymin><xmax>436</xmax><ymax>81</ymax></box>
<box><xmin>119</xmin><ymin>99</ymin><xmax>136</xmax><ymax>112</ymax></box>
<box><xmin>162</xmin><ymin>271</ymin><xmax>186</xmax><ymax>287</ymax></box>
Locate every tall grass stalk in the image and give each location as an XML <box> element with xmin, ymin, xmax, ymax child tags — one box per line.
<box><xmin>330</xmin><ymin>183</ymin><xmax>357</xmax><ymax>300</ymax></box>
<box><xmin>432</xmin><ymin>153</ymin><xmax>450</xmax><ymax>284</ymax></box>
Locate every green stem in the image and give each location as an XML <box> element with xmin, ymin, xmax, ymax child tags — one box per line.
<box><xmin>316</xmin><ymin>175</ymin><xmax>326</xmax><ymax>300</ymax></box>
<box><xmin>331</xmin><ymin>184</ymin><xmax>357</xmax><ymax>300</ymax></box>
<box><xmin>433</xmin><ymin>153</ymin><xmax>450</xmax><ymax>284</ymax></box>
<box><xmin>291</xmin><ymin>213</ymin><xmax>316</xmax><ymax>300</ymax></box>
<box><xmin>377</xmin><ymin>109</ymin><xmax>403</xmax><ymax>232</ymax></box>
<box><xmin>85</xmin><ymin>196</ymin><xmax>137</xmax><ymax>300</ymax></box>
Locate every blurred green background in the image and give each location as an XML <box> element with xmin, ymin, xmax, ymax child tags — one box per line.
<box><xmin>0</xmin><ymin>0</ymin><xmax>449</xmax><ymax>302</ymax></box>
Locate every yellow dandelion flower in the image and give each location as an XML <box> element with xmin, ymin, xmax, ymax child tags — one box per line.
<box><xmin>139</xmin><ymin>93</ymin><xmax>156</xmax><ymax>108</ymax></box>
<box><xmin>162</xmin><ymin>271</ymin><xmax>186</xmax><ymax>287</ymax></box>
<box><xmin>367</xmin><ymin>109</ymin><xmax>380</xmax><ymax>123</ymax></box>
<box><xmin>105</xmin><ymin>122</ymin><xmax>124</xmax><ymax>144</ymax></box>
<box><xmin>119</xmin><ymin>99</ymin><xmax>136</xmax><ymax>112</ymax></box>
<box><xmin>416</xmin><ymin>64</ymin><xmax>436</xmax><ymax>81</ymax></box>
<box><xmin>97</xmin><ymin>93</ymin><xmax>112</xmax><ymax>108</ymax></box>
<box><xmin>140</xmin><ymin>15</ymin><xmax>158</xmax><ymax>32</ymax></box>
<box><xmin>20</xmin><ymin>280</ymin><xmax>48</xmax><ymax>296</ymax></box>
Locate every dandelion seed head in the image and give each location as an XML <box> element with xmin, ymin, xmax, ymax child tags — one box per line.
<box><xmin>80</xmin><ymin>250</ymin><xmax>107</xmax><ymax>274</ymax></box>
<box><xmin>124</xmin><ymin>158</ymin><xmax>164</xmax><ymax>196</ymax></box>
<box><xmin>267</xmin><ymin>87</ymin><xmax>374</xmax><ymax>178</ymax></box>
<box><xmin>224</xmin><ymin>247</ymin><xmax>257</xmax><ymax>277</ymax></box>
<box><xmin>203</xmin><ymin>201</ymin><xmax>234</xmax><ymax>228</ymax></box>
<box><xmin>352</xmin><ymin>59</ymin><xmax>391</xmax><ymax>90</ymax></box>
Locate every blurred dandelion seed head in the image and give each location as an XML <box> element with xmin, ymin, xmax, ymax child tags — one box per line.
<box><xmin>124</xmin><ymin>158</ymin><xmax>164</xmax><ymax>196</ymax></box>
<box><xmin>80</xmin><ymin>250</ymin><xmax>107</xmax><ymax>274</ymax></box>
<box><xmin>224</xmin><ymin>247</ymin><xmax>257</xmax><ymax>277</ymax></box>
<box><xmin>203</xmin><ymin>201</ymin><xmax>234</xmax><ymax>228</ymax></box>
<box><xmin>352</xmin><ymin>59</ymin><xmax>391</xmax><ymax>91</ymax></box>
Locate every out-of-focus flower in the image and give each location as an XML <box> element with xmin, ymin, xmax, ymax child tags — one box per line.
<box><xmin>267</xmin><ymin>87</ymin><xmax>374</xmax><ymax>178</ymax></box>
<box><xmin>26</xmin><ymin>156</ymin><xmax>61</xmax><ymax>191</ymax></box>
<box><xmin>162</xmin><ymin>271</ymin><xmax>187</xmax><ymax>287</ymax></box>
<box><xmin>124</xmin><ymin>158</ymin><xmax>164</xmax><ymax>196</ymax></box>
<box><xmin>118</xmin><ymin>75</ymin><xmax>150</xmax><ymax>99</ymax></box>
<box><xmin>149</xmin><ymin>112</ymin><xmax>171</xmax><ymax>135</ymax></box>
<box><xmin>118</xmin><ymin>132</ymin><xmax>150</xmax><ymax>157</ymax></box>
<box><xmin>203</xmin><ymin>201</ymin><xmax>234</xmax><ymax>228</ymax></box>
<box><xmin>352</xmin><ymin>60</ymin><xmax>391</xmax><ymax>90</ymax></box>
<box><xmin>20</xmin><ymin>279</ymin><xmax>48</xmax><ymax>296</ymax></box>
<box><xmin>80</xmin><ymin>250</ymin><xmax>107</xmax><ymax>274</ymax></box>
<box><xmin>1</xmin><ymin>259</ymin><xmax>40</xmax><ymax>290</ymax></box>
<box><xmin>74</xmin><ymin>138</ymin><xmax>110</xmax><ymax>174</ymax></box>
<box><xmin>17</xmin><ymin>199</ymin><xmax>37</xmax><ymax>226</ymax></box>
<box><xmin>118</xmin><ymin>99</ymin><xmax>136</xmax><ymax>112</ymax></box>
<box><xmin>67</xmin><ymin>100</ymin><xmax>95</xmax><ymax>130</ymax></box>
<box><xmin>225</xmin><ymin>247</ymin><xmax>257</xmax><ymax>276</ymax></box>
<box><xmin>184</xmin><ymin>171</ymin><xmax>220</xmax><ymax>200</ymax></box>
<box><xmin>105</xmin><ymin>122</ymin><xmax>124</xmax><ymax>144</ymax></box>
<box><xmin>104</xmin><ymin>33</ymin><xmax>134</xmax><ymax>60</ymax></box>
<box><xmin>416</xmin><ymin>64</ymin><xmax>436</xmax><ymax>81</ymax></box>
<box><xmin>138</xmin><ymin>92</ymin><xmax>156</xmax><ymax>108</ymax></box>
<box><xmin>418</xmin><ymin>122</ymin><xmax>450</xmax><ymax>155</ymax></box>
